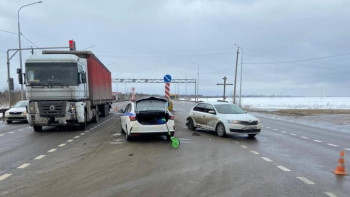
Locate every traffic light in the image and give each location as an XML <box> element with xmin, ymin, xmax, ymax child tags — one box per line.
<box><xmin>69</xmin><ymin>40</ymin><xmax>76</xmax><ymax>51</ymax></box>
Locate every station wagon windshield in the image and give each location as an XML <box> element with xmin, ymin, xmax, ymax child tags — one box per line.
<box><xmin>26</xmin><ymin>63</ymin><xmax>78</xmax><ymax>86</ymax></box>
<box><xmin>214</xmin><ymin>104</ymin><xmax>245</xmax><ymax>114</ymax></box>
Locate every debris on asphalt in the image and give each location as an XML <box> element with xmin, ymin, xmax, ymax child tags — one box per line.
<box><xmin>129</xmin><ymin>154</ymin><xmax>133</xmax><ymax>156</ymax></box>
<box><xmin>192</xmin><ymin>132</ymin><xmax>201</xmax><ymax>136</ymax></box>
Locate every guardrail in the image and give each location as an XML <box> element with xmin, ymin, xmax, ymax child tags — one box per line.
<box><xmin>0</xmin><ymin>108</ymin><xmax>9</xmax><ymax>120</ymax></box>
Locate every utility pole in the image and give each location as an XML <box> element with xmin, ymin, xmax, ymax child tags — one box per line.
<box><xmin>233</xmin><ymin>46</ymin><xmax>240</xmax><ymax>104</ymax></box>
<box><xmin>217</xmin><ymin>76</ymin><xmax>233</xmax><ymax>101</ymax></box>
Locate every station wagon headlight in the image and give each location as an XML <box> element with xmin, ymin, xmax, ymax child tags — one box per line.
<box><xmin>227</xmin><ymin>120</ymin><xmax>240</xmax><ymax>124</ymax></box>
<box><xmin>22</xmin><ymin>111</ymin><xmax>27</xmax><ymax>115</ymax></box>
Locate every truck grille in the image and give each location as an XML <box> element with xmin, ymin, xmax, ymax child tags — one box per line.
<box><xmin>38</xmin><ymin>101</ymin><xmax>66</xmax><ymax>117</ymax></box>
<box><xmin>240</xmin><ymin>121</ymin><xmax>258</xmax><ymax>125</ymax></box>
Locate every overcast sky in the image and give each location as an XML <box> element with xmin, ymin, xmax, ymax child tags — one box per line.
<box><xmin>1</xmin><ymin>0</ymin><xmax>349</xmax><ymax>97</ymax></box>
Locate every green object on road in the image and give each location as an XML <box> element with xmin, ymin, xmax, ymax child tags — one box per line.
<box><xmin>166</xmin><ymin>124</ymin><xmax>180</xmax><ymax>149</ymax></box>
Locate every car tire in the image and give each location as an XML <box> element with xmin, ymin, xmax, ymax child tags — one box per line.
<box><xmin>216</xmin><ymin>123</ymin><xmax>226</xmax><ymax>137</ymax></box>
<box><xmin>186</xmin><ymin>118</ymin><xmax>196</xmax><ymax>131</ymax></box>
<box><xmin>33</xmin><ymin>126</ymin><xmax>42</xmax><ymax>132</ymax></box>
<box><xmin>121</xmin><ymin>123</ymin><xmax>125</xmax><ymax>133</ymax></box>
<box><xmin>248</xmin><ymin>134</ymin><xmax>257</xmax><ymax>138</ymax></box>
<box><xmin>125</xmin><ymin>127</ymin><xmax>132</xmax><ymax>141</ymax></box>
<box><xmin>6</xmin><ymin>120</ymin><xmax>12</xmax><ymax>124</ymax></box>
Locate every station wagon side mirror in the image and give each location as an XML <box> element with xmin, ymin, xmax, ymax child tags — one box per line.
<box><xmin>208</xmin><ymin>110</ymin><xmax>216</xmax><ymax>114</ymax></box>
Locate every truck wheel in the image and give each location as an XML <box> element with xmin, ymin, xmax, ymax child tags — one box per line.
<box><xmin>216</xmin><ymin>123</ymin><xmax>226</xmax><ymax>137</ymax></box>
<box><xmin>100</xmin><ymin>104</ymin><xmax>108</xmax><ymax>117</ymax></box>
<box><xmin>93</xmin><ymin>107</ymin><xmax>99</xmax><ymax>123</ymax></box>
<box><xmin>33</xmin><ymin>126</ymin><xmax>42</xmax><ymax>132</ymax></box>
<box><xmin>6</xmin><ymin>120</ymin><xmax>12</xmax><ymax>124</ymax></box>
<box><xmin>79</xmin><ymin>111</ymin><xmax>87</xmax><ymax>130</ymax></box>
<box><xmin>125</xmin><ymin>130</ymin><xmax>132</xmax><ymax>141</ymax></box>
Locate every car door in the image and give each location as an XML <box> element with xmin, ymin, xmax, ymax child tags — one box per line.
<box><xmin>191</xmin><ymin>103</ymin><xmax>207</xmax><ymax>126</ymax></box>
<box><xmin>203</xmin><ymin>104</ymin><xmax>217</xmax><ymax>131</ymax></box>
<box><xmin>121</xmin><ymin>103</ymin><xmax>131</xmax><ymax>131</ymax></box>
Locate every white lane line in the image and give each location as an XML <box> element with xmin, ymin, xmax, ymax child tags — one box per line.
<box><xmin>277</xmin><ymin>166</ymin><xmax>291</xmax><ymax>172</ymax></box>
<box><xmin>67</xmin><ymin>139</ymin><xmax>74</xmax><ymax>143</ymax></box>
<box><xmin>80</xmin><ymin>133</ymin><xmax>85</xmax><ymax>136</ymax></box>
<box><xmin>17</xmin><ymin>163</ymin><xmax>31</xmax><ymax>169</ymax></box>
<box><xmin>9</xmin><ymin>131</ymin><xmax>15</xmax><ymax>134</ymax></box>
<box><xmin>281</xmin><ymin>131</ymin><xmax>287</xmax><ymax>133</ymax></box>
<box><xmin>34</xmin><ymin>155</ymin><xmax>46</xmax><ymax>160</ymax></box>
<box><xmin>345</xmin><ymin>148</ymin><xmax>350</xmax><ymax>151</ymax></box>
<box><xmin>48</xmin><ymin>148</ymin><xmax>57</xmax><ymax>153</ymax></box>
<box><xmin>85</xmin><ymin>130</ymin><xmax>90</xmax><ymax>133</ymax></box>
<box><xmin>18</xmin><ymin>128</ymin><xmax>25</xmax><ymax>131</ymax></box>
<box><xmin>273</xmin><ymin>129</ymin><xmax>278</xmax><ymax>131</ymax></box>
<box><xmin>261</xmin><ymin>157</ymin><xmax>273</xmax><ymax>162</ymax></box>
<box><xmin>235</xmin><ymin>141</ymin><xmax>239</xmax><ymax>144</ymax></box>
<box><xmin>0</xmin><ymin>174</ymin><xmax>12</xmax><ymax>181</ymax></box>
<box><xmin>58</xmin><ymin>143</ymin><xmax>66</xmax><ymax>147</ymax></box>
<box><xmin>74</xmin><ymin>136</ymin><xmax>80</xmax><ymax>139</ymax></box>
<box><xmin>327</xmin><ymin>143</ymin><xmax>338</xmax><ymax>147</ymax></box>
<box><xmin>313</xmin><ymin>140</ymin><xmax>322</xmax><ymax>143</ymax></box>
<box><xmin>301</xmin><ymin>136</ymin><xmax>309</xmax><ymax>139</ymax></box>
<box><xmin>0</xmin><ymin>134</ymin><xmax>4</xmax><ymax>137</ymax></box>
<box><xmin>324</xmin><ymin>192</ymin><xmax>338</xmax><ymax>197</ymax></box>
<box><xmin>290</xmin><ymin>133</ymin><xmax>296</xmax><ymax>136</ymax></box>
<box><xmin>249</xmin><ymin>151</ymin><xmax>259</xmax><ymax>155</ymax></box>
<box><xmin>240</xmin><ymin>145</ymin><xmax>247</xmax><ymax>149</ymax></box>
<box><xmin>296</xmin><ymin>177</ymin><xmax>315</xmax><ymax>185</ymax></box>
<box><xmin>266</xmin><ymin>127</ymin><xmax>270</xmax><ymax>129</ymax></box>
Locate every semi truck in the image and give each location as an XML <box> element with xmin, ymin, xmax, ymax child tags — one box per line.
<box><xmin>23</xmin><ymin>50</ymin><xmax>112</xmax><ymax>132</ymax></box>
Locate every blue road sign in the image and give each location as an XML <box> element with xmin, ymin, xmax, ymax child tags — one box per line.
<box><xmin>164</xmin><ymin>74</ymin><xmax>172</xmax><ymax>83</ymax></box>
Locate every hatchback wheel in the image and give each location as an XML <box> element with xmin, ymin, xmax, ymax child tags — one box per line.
<box><xmin>216</xmin><ymin>123</ymin><xmax>226</xmax><ymax>137</ymax></box>
<box><xmin>186</xmin><ymin>118</ymin><xmax>196</xmax><ymax>131</ymax></box>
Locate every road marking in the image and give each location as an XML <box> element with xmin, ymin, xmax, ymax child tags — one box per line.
<box><xmin>74</xmin><ymin>136</ymin><xmax>80</xmax><ymax>139</ymax></box>
<box><xmin>235</xmin><ymin>141</ymin><xmax>239</xmax><ymax>144</ymax></box>
<box><xmin>48</xmin><ymin>148</ymin><xmax>56</xmax><ymax>153</ymax></box>
<box><xmin>301</xmin><ymin>136</ymin><xmax>309</xmax><ymax>139</ymax></box>
<box><xmin>34</xmin><ymin>155</ymin><xmax>46</xmax><ymax>160</ymax></box>
<box><xmin>327</xmin><ymin>143</ymin><xmax>338</xmax><ymax>147</ymax></box>
<box><xmin>290</xmin><ymin>133</ymin><xmax>296</xmax><ymax>136</ymax></box>
<box><xmin>80</xmin><ymin>133</ymin><xmax>85</xmax><ymax>136</ymax></box>
<box><xmin>296</xmin><ymin>177</ymin><xmax>315</xmax><ymax>185</ymax></box>
<box><xmin>0</xmin><ymin>174</ymin><xmax>12</xmax><ymax>181</ymax></box>
<box><xmin>266</xmin><ymin>127</ymin><xmax>270</xmax><ymax>129</ymax></box>
<box><xmin>18</xmin><ymin>128</ymin><xmax>25</xmax><ymax>131</ymax></box>
<box><xmin>58</xmin><ymin>143</ymin><xmax>66</xmax><ymax>147</ymax></box>
<box><xmin>240</xmin><ymin>145</ymin><xmax>247</xmax><ymax>149</ymax></box>
<box><xmin>113</xmin><ymin>133</ymin><xmax>122</xmax><ymax>136</ymax></box>
<box><xmin>0</xmin><ymin>134</ymin><xmax>4</xmax><ymax>137</ymax></box>
<box><xmin>345</xmin><ymin>148</ymin><xmax>350</xmax><ymax>151</ymax></box>
<box><xmin>9</xmin><ymin>131</ymin><xmax>15</xmax><ymax>134</ymax></box>
<box><xmin>249</xmin><ymin>151</ymin><xmax>259</xmax><ymax>155</ymax></box>
<box><xmin>261</xmin><ymin>157</ymin><xmax>272</xmax><ymax>162</ymax></box>
<box><xmin>67</xmin><ymin>139</ymin><xmax>74</xmax><ymax>143</ymax></box>
<box><xmin>17</xmin><ymin>163</ymin><xmax>31</xmax><ymax>169</ymax></box>
<box><xmin>85</xmin><ymin>130</ymin><xmax>90</xmax><ymax>133</ymax></box>
<box><xmin>281</xmin><ymin>131</ymin><xmax>287</xmax><ymax>133</ymax></box>
<box><xmin>324</xmin><ymin>192</ymin><xmax>338</xmax><ymax>197</ymax></box>
<box><xmin>277</xmin><ymin>166</ymin><xmax>291</xmax><ymax>172</ymax></box>
<box><xmin>313</xmin><ymin>140</ymin><xmax>322</xmax><ymax>143</ymax></box>
<box><xmin>273</xmin><ymin>129</ymin><xmax>278</xmax><ymax>131</ymax></box>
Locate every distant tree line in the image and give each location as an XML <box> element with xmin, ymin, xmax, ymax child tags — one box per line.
<box><xmin>0</xmin><ymin>90</ymin><xmax>22</xmax><ymax>108</ymax></box>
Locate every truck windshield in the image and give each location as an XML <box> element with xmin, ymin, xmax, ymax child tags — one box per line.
<box><xmin>214</xmin><ymin>104</ymin><xmax>245</xmax><ymax>114</ymax></box>
<box><xmin>26</xmin><ymin>62</ymin><xmax>78</xmax><ymax>86</ymax></box>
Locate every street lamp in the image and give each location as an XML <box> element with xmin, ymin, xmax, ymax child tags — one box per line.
<box><xmin>18</xmin><ymin>1</ymin><xmax>43</xmax><ymax>100</ymax></box>
<box><xmin>239</xmin><ymin>47</ymin><xmax>243</xmax><ymax>107</ymax></box>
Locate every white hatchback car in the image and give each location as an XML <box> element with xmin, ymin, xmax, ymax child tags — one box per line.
<box><xmin>119</xmin><ymin>97</ymin><xmax>175</xmax><ymax>141</ymax></box>
<box><xmin>5</xmin><ymin>100</ymin><xmax>29</xmax><ymax>124</ymax></box>
<box><xmin>186</xmin><ymin>102</ymin><xmax>261</xmax><ymax>138</ymax></box>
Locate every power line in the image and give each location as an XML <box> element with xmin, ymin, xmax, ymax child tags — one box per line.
<box><xmin>0</xmin><ymin>29</ymin><xmax>17</xmax><ymax>35</ymax></box>
<box><xmin>244</xmin><ymin>52</ymin><xmax>350</xmax><ymax>64</ymax></box>
<box><xmin>21</xmin><ymin>34</ymin><xmax>39</xmax><ymax>47</ymax></box>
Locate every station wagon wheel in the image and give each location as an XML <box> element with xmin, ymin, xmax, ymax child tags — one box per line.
<box><xmin>216</xmin><ymin>123</ymin><xmax>226</xmax><ymax>137</ymax></box>
<box><xmin>248</xmin><ymin>134</ymin><xmax>256</xmax><ymax>138</ymax></box>
<box><xmin>187</xmin><ymin>118</ymin><xmax>196</xmax><ymax>131</ymax></box>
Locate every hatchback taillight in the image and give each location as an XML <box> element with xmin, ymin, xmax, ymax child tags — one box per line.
<box><xmin>170</xmin><ymin>115</ymin><xmax>175</xmax><ymax>120</ymax></box>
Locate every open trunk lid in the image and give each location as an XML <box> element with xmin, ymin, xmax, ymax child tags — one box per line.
<box><xmin>135</xmin><ymin>97</ymin><xmax>169</xmax><ymax>125</ymax></box>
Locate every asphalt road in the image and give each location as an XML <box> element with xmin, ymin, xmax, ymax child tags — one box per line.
<box><xmin>0</xmin><ymin>101</ymin><xmax>348</xmax><ymax>197</ymax></box>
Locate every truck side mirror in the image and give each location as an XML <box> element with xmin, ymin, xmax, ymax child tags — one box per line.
<box><xmin>81</xmin><ymin>72</ymin><xmax>87</xmax><ymax>83</ymax></box>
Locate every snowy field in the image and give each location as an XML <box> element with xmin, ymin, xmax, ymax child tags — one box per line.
<box><xmin>192</xmin><ymin>97</ymin><xmax>350</xmax><ymax>109</ymax></box>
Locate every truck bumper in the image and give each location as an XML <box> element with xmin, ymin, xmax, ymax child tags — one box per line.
<box><xmin>28</xmin><ymin>113</ymin><xmax>78</xmax><ymax>126</ymax></box>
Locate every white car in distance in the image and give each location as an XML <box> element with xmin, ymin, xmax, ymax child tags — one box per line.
<box><xmin>5</xmin><ymin>100</ymin><xmax>29</xmax><ymax>124</ymax></box>
<box><xmin>119</xmin><ymin>97</ymin><xmax>175</xmax><ymax>141</ymax></box>
<box><xmin>186</xmin><ymin>102</ymin><xmax>261</xmax><ymax>138</ymax></box>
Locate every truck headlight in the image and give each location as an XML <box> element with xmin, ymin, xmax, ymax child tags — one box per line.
<box><xmin>69</xmin><ymin>103</ymin><xmax>76</xmax><ymax>113</ymax></box>
<box><xmin>28</xmin><ymin>102</ymin><xmax>36</xmax><ymax>113</ymax></box>
<box><xmin>227</xmin><ymin>120</ymin><xmax>240</xmax><ymax>124</ymax></box>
